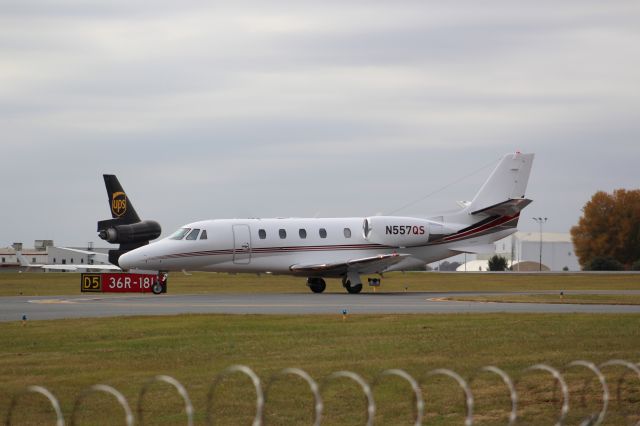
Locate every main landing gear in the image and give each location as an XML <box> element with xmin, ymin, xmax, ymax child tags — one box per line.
<box><xmin>342</xmin><ymin>274</ymin><xmax>363</xmax><ymax>294</ymax></box>
<box><xmin>306</xmin><ymin>277</ymin><xmax>326</xmax><ymax>293</ymax></box>
<box><xmin>306</xmin><ymin>273</ymin><xmax>369</xmax><ymax>294</ymax></box>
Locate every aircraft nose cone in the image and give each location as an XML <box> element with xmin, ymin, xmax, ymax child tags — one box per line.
<box><xmin>118</xmin><ymin>250</ymin><xmax>144</xmax><ymax>270</ymax></box>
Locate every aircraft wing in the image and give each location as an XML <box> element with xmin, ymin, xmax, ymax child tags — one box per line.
<box><xmin>290</xmin><ymin>253</ymin><xmax>409</xmax><ymax>277</ymax></box>
<box><xmin>16</xmin><ymin>252</ymin><xmax>119</xmax><ymax>271</ymax></box>
<box><xmin>40</xmin><ymin>265</ymin><xmax>79</xmax><ymax>271</ymax></box>
<box><xmin>59</xmin><ymin>247</ymin><xmax>109</xmax><ymax>258</ymax></box>
<box><xmin>41</xmin><ymin>264</ymin><xmax>121</xmax><ymax>271</ymax></box>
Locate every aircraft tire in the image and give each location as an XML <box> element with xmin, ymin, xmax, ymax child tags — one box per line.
<box><xmin>152</xmin><ymin>282</ymin><xmax>164</xmax><ymax>295</ymax></box>
<box><xmin>307</xmin><ymin>278</ymin><xmax>326</xmax><ymax>293</ymax></box>
<box><xmin>345</xmin><ymin>283</ymin><xmax>363</xmax><ymax>294</ymax></box>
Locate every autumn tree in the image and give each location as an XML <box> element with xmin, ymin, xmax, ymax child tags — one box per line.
<box><xmin>570</xmin><ymin>189</ymin><xmax>640</xmax><ymax>269</ymax></box>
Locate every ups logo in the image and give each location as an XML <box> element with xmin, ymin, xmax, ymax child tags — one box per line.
<box><xmin>111</xmin><ymin>191</ymin><xmax>127</xmax><ymax>217</ymax></box>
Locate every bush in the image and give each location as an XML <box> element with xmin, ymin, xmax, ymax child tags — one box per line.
<box><xmin>488</xmin><ymin>255</ymin><xmax>508</xmax><ymax>271</ymax></box>
<box><xmin>587</xmin><ymin>256</ymin><xmax>624</xmax><ymax>271</ymax></box>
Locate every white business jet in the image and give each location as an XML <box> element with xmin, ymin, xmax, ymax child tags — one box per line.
<box><xmin>116</xmin><ymin>152</ymin><xmax>534</xmax><ymax>293</ymax></box>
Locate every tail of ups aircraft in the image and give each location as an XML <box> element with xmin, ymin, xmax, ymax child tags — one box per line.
<box><xmin>97</xmin><ymin>175</ymin><xmax>161</xmax><ymax>267</ymax></box>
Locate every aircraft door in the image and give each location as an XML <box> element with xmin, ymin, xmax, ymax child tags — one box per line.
<box><xmin>232</xmin><ymin>224</ymin><xmax>252</xmax><ymax>264</ymax></box>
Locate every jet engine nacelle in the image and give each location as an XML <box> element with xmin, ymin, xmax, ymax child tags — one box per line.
<box><xmin>363</xmin><ymin>216</ymin><xmax>432</xmax><ymax>247</ymax></box>
<box><xmin>98</xmin><ymin>220</ymin><xmax>162</xmax><ymax>244</ymax></box>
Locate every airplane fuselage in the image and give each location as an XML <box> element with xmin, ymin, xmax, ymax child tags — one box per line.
<box><xmin>119</xmin><ymin>216</ymin><xmax>516</xmax><ymax>275</ymax></box>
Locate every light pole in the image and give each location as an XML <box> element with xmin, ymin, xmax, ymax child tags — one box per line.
<box><xmin>532</xmin><ymin>217</ymin><xmax>548</xmax><ymax>271</ymax></box>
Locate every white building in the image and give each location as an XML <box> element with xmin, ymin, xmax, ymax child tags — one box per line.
<box><xmin>455</xmin><ymin>259</ymin><xmax>490</xmax><ymax>272</ymax></box>
<box><xmin>494</xmin><ymin>232</ymin><xmax>581</xmax><ymax>271</ymax></box>
<box><xmin>456</xmin><ymin>232</ymin><xmax>581</xmax><ymax>272</ymax></box>
<box><xmin>1</xmin><ymin>241</ymin><xmax>111</xmax><ymax>271</ymax></box>
<box><xmin>0</xmin><ymin>247</ymin><xmax>48</xmax><ymax>269</ymax></box>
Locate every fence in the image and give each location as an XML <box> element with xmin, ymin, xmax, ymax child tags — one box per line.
<box><xmin>5</xmin><ymin>359</ymin><xmax>640</xmax><ymax>425</ymax></box>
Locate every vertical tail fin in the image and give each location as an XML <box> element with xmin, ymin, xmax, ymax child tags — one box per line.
<box><xmin>98</xmin><ymin>175</ymin><xmax>161</xmax><ymax>267</ymax></box>
<box><xmin>466</xmin><ymin>153</ymin><xmax>534</xmax><ymax>214</ymax></box>
<box><xmin>103</xmin><ymin>175</ymin><xmax>141</xmax><ymax>224</ymax></box>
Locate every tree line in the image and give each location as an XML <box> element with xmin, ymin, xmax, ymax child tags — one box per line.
<box><xmin>571</xmin><ymin>189</ymin><xmax>640</xmax><ymax>271</ymax></box>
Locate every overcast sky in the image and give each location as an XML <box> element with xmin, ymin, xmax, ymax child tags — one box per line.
<box><xmin>1</xmin><ymin>0</ymin><xmax>639</xmax><ymax>248</ymax></box>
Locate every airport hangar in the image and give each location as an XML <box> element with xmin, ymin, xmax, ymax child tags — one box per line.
<box><xmin>0</xmin><ymin>241</ymin><xmax>112</xmax><ymax>271</ymax></box>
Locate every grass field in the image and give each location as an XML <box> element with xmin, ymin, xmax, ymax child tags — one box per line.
<box><xmin>1</xmin><ymin>271</ymin><xmax>639</xmax><ymax>297</ymax></box>
<box><xmin>2</xmin><ymin>313</ymin><xmax>640</xmax><ymax>425</ymax></box>
<box><xmin>2</xmin><ymin>272</ymin><xmax>640</xmax><ymax>424</ymax></box>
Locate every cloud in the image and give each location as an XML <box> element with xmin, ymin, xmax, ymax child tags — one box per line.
<box><xmin>1</xmin><ymin>0</ymin><xmax>639</xmax><ymax>246</ymax></box>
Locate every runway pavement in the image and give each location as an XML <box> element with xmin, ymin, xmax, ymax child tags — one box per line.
<box><xmin>2</xmin><ymin>291</ymin><xmax>640</xmax><ymax>321</ymax></box>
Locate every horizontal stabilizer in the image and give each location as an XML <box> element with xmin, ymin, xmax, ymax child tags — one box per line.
<box><xmin>471</xmin><ymin>198</ymin><xmax>532</xmax><ymax>216</ymax></box>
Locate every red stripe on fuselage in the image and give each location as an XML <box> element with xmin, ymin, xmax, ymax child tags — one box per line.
<box><xmin>438</xmin><ymin>214</ymin><xmax>519</xmax><ymax>244</ymax></box>
<box><xmin>153</xmin><ymin>243</ymin><xmax>392</xmax><ymax>261</ymax></box>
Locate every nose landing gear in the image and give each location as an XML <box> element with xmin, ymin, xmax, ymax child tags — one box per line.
<box><xmin>152</xmin><ymin>272</ymin><xmax>168</xmax><ymax>294</ymax></box>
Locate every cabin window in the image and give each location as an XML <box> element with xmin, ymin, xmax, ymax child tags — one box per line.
<box><xmin>299</xmin><ymin>229</ymin><xmax>307</xmax><ymax>239</ymax></box>
<box><xmin>70</xmin><ymin>258</ymin><xmax>73</xmax><ymax>264</ymax></box>
<box><xmin>279</xmin><ymin>229</ymin><xmax>287</xmax><ymax>239</ymax></box>
<box><xmin>81</xmin><ymin>259</ymin><xmax>84</xmax><ymax>264</ymax></box>
<box><xmin>259</xmin><ymin>229</ymin><xmax>267</xmax><ymax>239</ymax></box>
<box><xmin>1</xmin><ymin>258</ymin><xmax>4</xmax><ymax>263</ymax></box>
<box><xmin>53</xmin><ymin>258</ymin><xmax>56</xmax><ymax>263</ymax></box>
<box><xmin>200</xmin><ymin>230</ymin><xmax>208</xmax><ymax>240</ymax></box>
<box><xmin>186</xmin><ymin>229</ymin><xmax>200</xmax><ymax>240</ymax></box>
<box><xmin>344</xmin><ymin>228</ymin><xmax>352</xmax><ymax>238</ymax></box>
<box><xmin>319</xmin><ymin>228</ymin><xmax>327</xmax><ymax>238</ymax></box>
<box><xmin>62</xmin><ymin>259</ymin><xmax>66</xmax><ymax>265</ymax></box>
<box><xmin>170</xmin><ymin>228</ymin><xmax>191</xmax><ymax>240</ymax></box>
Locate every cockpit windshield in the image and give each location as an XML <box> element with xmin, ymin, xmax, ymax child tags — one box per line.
<box><xmin>169</xmin><ymin>228</ymin><xmax>191</xmax><ymax>240</ymax></box>
<box><xmin>185</xmin><ymin>229</ymin><xmax>200</xmax><ymax>240</ymax></box>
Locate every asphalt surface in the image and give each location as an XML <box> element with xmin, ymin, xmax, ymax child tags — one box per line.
<box><xmin>2</xmin><ymin>291</ymin><xmax>640</xmax><ymax>321</ymax></box>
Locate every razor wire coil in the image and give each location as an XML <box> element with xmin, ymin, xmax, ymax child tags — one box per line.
<box><xmin>5</xmin><ymin>359</ymin><xmax>640</xmax><ymax>425</ymax></box>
